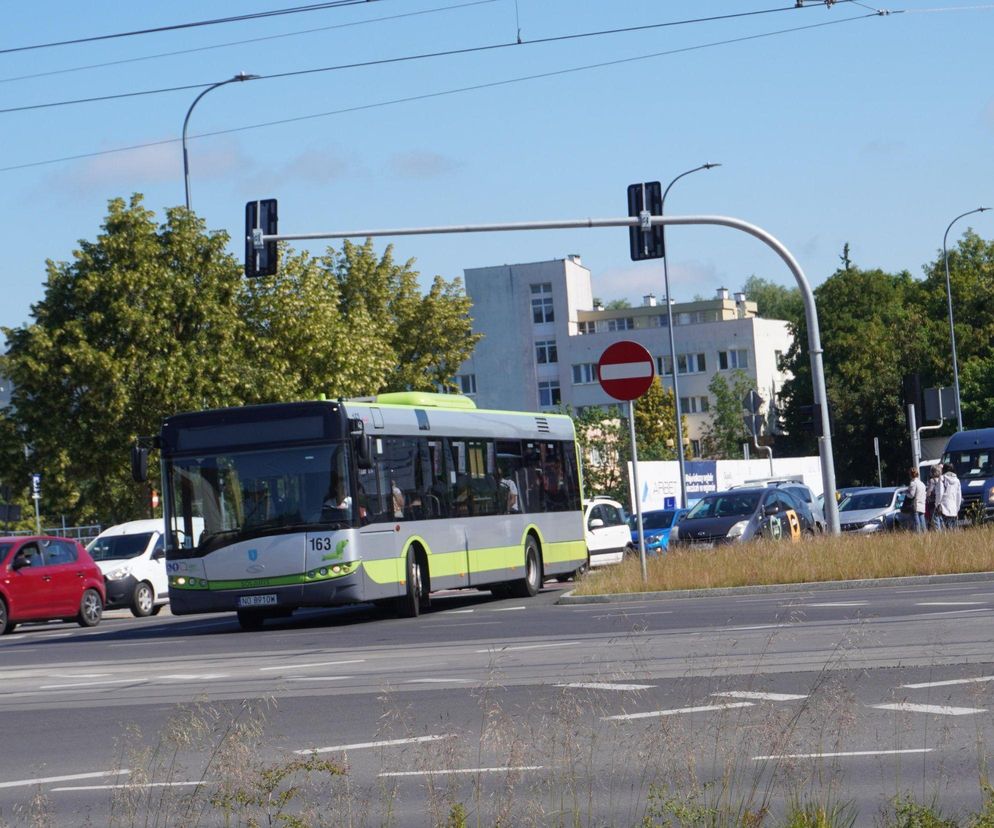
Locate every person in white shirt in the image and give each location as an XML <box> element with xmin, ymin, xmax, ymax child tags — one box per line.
<box><xmin>937</xmin><ymin>463</ymin><xmax>962</xmax><ymax>529</ymax></box>
<box><xmin>905</xmin><ymin>467</ymin><xmax>927</xmax><ymax>533</ymax></box>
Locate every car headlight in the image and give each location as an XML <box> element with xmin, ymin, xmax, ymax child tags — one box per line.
<box><xmin>105</xmin><ymin>565</ymin><xmax>132</xmax><ymax>581</ymax></box>
<box><xmin>670</xmin><ymin>526</ymin><xmax>679</xmax><ymax>541</ymax></box>
<box><xmin>727</xmin><ymin>520</ymin><xmax>749</xmax><ymax>539</ymax></box>
<box><xmin>868</xmin><ymin>516</ymin><xmax>884</xmax><ymax>526</ymax></box>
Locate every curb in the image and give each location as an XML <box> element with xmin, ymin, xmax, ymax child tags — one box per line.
<box><xmin>555</xmin><ymin>570</ymin><xmax>994</xmax><ymax>605</ymax></box>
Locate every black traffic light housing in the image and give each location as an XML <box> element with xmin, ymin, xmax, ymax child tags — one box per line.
<box><xmin>245</xmin><ymin>198</ymin><xmax>278</xmax><ymax>278</ymax></box>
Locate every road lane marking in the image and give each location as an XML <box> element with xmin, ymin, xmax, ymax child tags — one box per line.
<box><xmin>902</xmin><ymin>676</ymin><xmax>994</xmax><ymax>689</ymax></box>
<box><xmin>753</xmin><ymin>748</ymin><xmax>932</xmax><ymax>761</ymax></box>
<box><xmin>52</xmin><ymin>780</ymin><xmax>212</xmax><ymax>791</ymax></box>
<box><xmin>475</xmin><ymin>642</ymin><xmax>578</xmax><ymax>653</ymax></box>
<box><xmin>603</xmin><ymin>702</ymin><xmax>753</xmax><ymax>721</ymax></box>
<box><xmin>286</xmin><ymin>676</ymin><xmax>353</xmax><ymax>682</ymax></box>
<box><xmin>726</xmin><ymin>624</ymin><xmax>792</xmax><ymax>631</ymax></box>
<box><xmin>430</xmin><ymin>621</ymin><xmax>500</xmax><ymax>628</ymax></box>
<box><xmin>40</xmin><ymin>678</ymin><xmax>144</xmax><ymax>689</ymax></box>
<box><xmin>259</xmin><ymin>660</ymin><xmax>364</xmax><ymax>671</ymax></box>
<box><xmin>49</xmin><ymin>673</ymin><xmax>110</xmax><ymax>678</ymax></box>
<box><xmin>491</xmin><ymin>606</ymin><xmax>527</xmax><ymax>612</ymax></box>
<box><xmin>871</xmin><ymin>702</ymin><xmax>986</xmax><ymax>716</ymax></box>
<box><xmin>379</xmin><ymin>766</ymin><xmax>542</xmax><ymax>777</ymax></box>
<box><xmin>441</xmin><ymin>609</ymin><xmax>475</xmax><ymax>614</ymax></box>
<box><xmin>592</xmin><ymin>611</ymin><xmax>674</xmax><ymax>619</ymax></box>
<box><xmin>803</xmin><ymin>602</ymin><xmax>869</xmax><ymax>607</ymax></box>
<box><xmin>712</xmin><ymin>691</ymin><xmax>808</xmax><ymax>701</ymax></box>
<box><xmin>295</xmin><ymin>735</ymin><xmax>456</xmax><ymax>755</ymax></box>
<box><xmin>916</xmin><ymin>601</ymin><xmax>986</xmax><ymax>606</ymax></box>
<box><xmin>555</xmin><ymin>682</ymin><xmax>654</xmax><ymax>691</ymax></box>
<box><xmin>0</xmin><ymin>770</ymin><xmax>130</xmax><ymax>789</ymax></box>
<box><xmin>160</xmin><ymin>674</ymin><xmax>228</xmax><ymax>681</ymax></box>
<box><xmin>406</xmin><ymin>678</ymin><xmax>473</xmax><ymax>684</ymax></box>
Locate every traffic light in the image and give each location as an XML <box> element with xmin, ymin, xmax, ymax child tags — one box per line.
<box><xmin>245</xmin><ymin>198</ymin><xmax>278</xmax><ymax>278</ymax></box>
<box><xmin>627</xmin><ymin>182</ymin><xmax>664</xmax><ymax>261</ymax></box>
<box><xmin>797</xmin><ymin>403</ymin><xmax>832</xmax><ymax>436</ymax></box>
<box><xmin>902</xmin><ymin>373</ymin><xmax>924</xmax><ymax>426</ymax></box>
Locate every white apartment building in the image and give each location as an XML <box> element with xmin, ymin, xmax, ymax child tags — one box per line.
<box><xmin>455</xmin><ymin>256</ymin><xmax>793</xmax><ymax>456</ymax></box>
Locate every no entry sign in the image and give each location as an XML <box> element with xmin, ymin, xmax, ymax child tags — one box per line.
<box><xmin>597</xmin><ymin>340</ymin><xmax>655</xmax><ymax>401</ymax></box>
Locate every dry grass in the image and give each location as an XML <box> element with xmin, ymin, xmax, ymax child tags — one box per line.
<box><xmin>572</xmin><ymin>526</ymin><xmax>994</xmax><ymax>596</ymax></box>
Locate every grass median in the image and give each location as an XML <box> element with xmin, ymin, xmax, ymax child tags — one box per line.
<box><xmin>571</xmin><ymin>524</ymin><xmax>994</xmax><ymax>596</ymax></box>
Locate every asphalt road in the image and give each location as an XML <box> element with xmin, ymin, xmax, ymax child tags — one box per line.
<box><xmin>2</xmin><ymin>577</ymin><xmax>994</xmax><ymax>826</ymax></box>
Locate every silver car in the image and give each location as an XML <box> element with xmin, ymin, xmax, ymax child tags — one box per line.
<box><xmin>838</xmin><ymin>487</ymin><xmax>906</xmax><ymax>533</ymax></box>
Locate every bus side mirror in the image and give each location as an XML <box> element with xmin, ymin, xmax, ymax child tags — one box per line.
<box><xmin>350</xmin><ymin>418</ymin><xmax>373</xmax><ymax>470</ymax></box>
<box><xmin>131</xmin><ymin>445</ymin><xmax>149</xmax><ymax>483</ymax></box>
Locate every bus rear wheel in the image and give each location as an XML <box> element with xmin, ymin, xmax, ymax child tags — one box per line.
<box><xmin>509</xmin><ymin>537</ymin><xmax>542</xmax><ymax>598</ymax></box>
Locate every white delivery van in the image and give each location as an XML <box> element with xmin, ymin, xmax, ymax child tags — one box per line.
<box><xmin>87</xmin><ymin>518</ymin><xmax>203</xmax><ymax>617</ymax></box>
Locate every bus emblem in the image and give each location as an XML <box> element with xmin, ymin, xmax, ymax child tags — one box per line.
<box><xmin>248</xmin><ymin>548</ymin><xmax>259</xmax><ymax>562</ymax></box>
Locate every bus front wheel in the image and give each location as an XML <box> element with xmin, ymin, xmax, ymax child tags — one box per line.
<box><xmin>397</xmin><ymin>550</ymin><xmax>428</xmax><ymax>618</ymax></box>
<box><xmin>509</xmin><ymin>537</ymin><xmax>542</xmax><ymax>598</ymax></box>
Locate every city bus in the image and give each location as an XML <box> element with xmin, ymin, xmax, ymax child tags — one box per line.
<box><xmin>134</xmin><ymin>392</ymin><xmax>586</xmax><ymax>630</ymax></box>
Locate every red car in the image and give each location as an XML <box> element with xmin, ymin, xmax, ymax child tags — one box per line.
<box><xmin>0</xmin><ymin>535</ymin><xmax>106</xmax><ymax>635</ymax></box>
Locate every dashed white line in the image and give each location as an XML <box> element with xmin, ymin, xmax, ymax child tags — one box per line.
<box><xmin>295</xmin><ymin>735</ymin><xmax>455</xmax><ymax>755</ymax></box>
<box><xmin>441</xmin><ymin>609</ymin><xmax>475</xmax><ymax>614</ymax></box>
<box><xmin>555</xmin><ymin>682</ymin><xmax>654</xmax><ymax>691</ymax></box>
<box><xmin>0</xmin><ymin>770</ymin><xmax>130</xmax><ymax>789</ymax></box>
<box><xmin>753</xmin><ymin>748</ymin><xmax>932</xmax><ymax>761</ymax></box>
<box><xmin>379</xmin><ymin>766</ymin><xmax>542</xmax><ymax>777</ymax></box>
<box><xmin>406</xmin><ymin>678</ymin><xmax>473</xmax><ymax>684</ymax></box>
<box><xmin>603</xmin><ymin>702</ymin><xmax>753</xmax><ymax>721</ymax></box>
<box><xmin>491</xmin><ymin>606</ymin><xmax>527</xmax><ymax>612</ymax></box>
<box><xmin>902</xmin><ymin>676</ymin><xmax>994</xmax><ymax>689</ymax></box>
<box><xmin>871</xmin><ymin>702</ymin><xmax>986</xmax><ymax>716</ymax></box>
<box><xmin>286</xmin><ymin>676</ymin><xmax>353</xmax><ymax>682</ymax></box>
<box><xmin>916</xmin><ymin>601</ymin><xmax>986</xmax><ymax>606</ymax></box>
<box><xmin>259</xmin><ymin>660</ymin><xmax>364</xmax><ymax>671</ymax></box>
<box><xmin>39</xmin><ymin>678</ymin><xmax>144</xmax><ymax>690</ymax></box>
<box><xmin>52</xmin><ymin>780</ymin><xmax>212</xmax><ymax>792</ymax></box>
<box><xmin>592</xmin><ymin>610</ymin><xmax>674</xmax><ymax>619</ymax></box>
<box><xmin>712</xmin><ymin>691</ymin><xmax>808</xmax><ymax>702</ymax></box>
<box><xmin>160</xmin><ymin>674</ymin><xmax>228</xmax><ymax>681</ymax></box>
<box><xmin>475</xmin><ymin>642</ymin><xmax>578</xmax><ymax>653</ymax></box>
<box><xmin>803</xmin><ymin>602</ymin><xmax>869</xmax><ymax>607</ymax></box>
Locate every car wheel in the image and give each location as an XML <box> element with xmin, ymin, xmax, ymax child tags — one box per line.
<box><xmin>131</xmin><ymin>582</ymin><xmax>155</xmax><ymax>617</ymax></box>
<box><xmin>0</xmin><ymin>599</ymin><xmax>10</xmax><ymax>635</ymax></box>
<box><xmin>509</xmin><ymin>536</ymin><xmax>542</xmax><ymax>598</ymax></box>
<box><xmin>77</xmin><ymin>589</ymin><xmax>103</xmax><ymax>627</ymax></box>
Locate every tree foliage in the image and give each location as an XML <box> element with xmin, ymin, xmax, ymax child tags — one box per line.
<box><xmin>0</xmin><ymin>196</ymin><xmax>479</xmax><ymax>524</ymax></box>
<box><xmin>740</xmin><ymin>275</ymin><xmax>803</xmax><ymax>325</ymax></box>
<box><xmin>702</xmin><ymin>370</ymin><xmax>758</xmax><ymax>459</ymax></box>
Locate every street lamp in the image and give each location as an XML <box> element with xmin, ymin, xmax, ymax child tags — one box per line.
<box><xmin>661</xmin><ymin>163</ymin><xmax>720</xmax><ymax>509</ymax></box>
<box><xmin>182</xmin><ymin>72</ymin><xmax>259</xmax><ymax>211</ymax></box>
<box><xmin>943</xmin><ymin>206</ymin><xmax>989</xmax><ymax>431</ymax></box>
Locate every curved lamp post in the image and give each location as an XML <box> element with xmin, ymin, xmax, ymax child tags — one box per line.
<box><xmin>943</xmin><ymin>206</ymin><xmax>989</xmax><ymax>431</ymax></box>
<box><xmin>182</xmin><ymin>72</ymin><xmax>259</xmax><ymax>211</ymax></box>
<box><xmin>661</xmin><ymin>163</ymin><xmax>720</xmax><ymax>508</ymax></box>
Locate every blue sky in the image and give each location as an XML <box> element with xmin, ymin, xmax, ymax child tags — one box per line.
<box><xmin>3</xmin><ymin>0</ymin><xmax>992</xmax><ymax>332</ymax></box>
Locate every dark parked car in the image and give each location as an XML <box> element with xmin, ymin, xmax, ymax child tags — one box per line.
<box><xmin>670</xmin><ymin>487</ymin><xmax>813</xmax><ymax>548</ymax></box>
<box><xmin>0</xmin><ymin>536</ymin><xmax>105</xmax><ymax>634</ymax></box>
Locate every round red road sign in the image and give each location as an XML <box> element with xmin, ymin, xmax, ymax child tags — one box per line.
<box><xmin>597</xmin><ymin>340</ymin><xmax>655</xmax><ymax>401</ymax></box>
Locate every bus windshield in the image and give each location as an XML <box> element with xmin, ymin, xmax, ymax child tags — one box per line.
<box><xmin>943</xmin><ymin>450</ymin><xmax>994</xmax><ymax>479</ymax></box>
<box><xmin>167</xmin><ymin>442</ymin><xmax>352</xmax><ymax>549</ymax></box>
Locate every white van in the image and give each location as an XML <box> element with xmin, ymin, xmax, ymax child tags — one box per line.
<box><xmin>87</xmin><ymin>519</ymin><xmax>202</xmax><ymax>617</ymax></box>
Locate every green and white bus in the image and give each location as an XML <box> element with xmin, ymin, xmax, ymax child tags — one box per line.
<box><xmin>143</xmin><ymin>392</ymin><xmax>586</xmax><ymax>630</ymax></box>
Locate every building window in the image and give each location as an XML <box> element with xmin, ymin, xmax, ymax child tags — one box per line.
<box><xmin>577</xmin><ymin>320</ymin><xmax>596</xmax><ymax>335</ymax></box>
<box><xmin>535</xmin><ymin>340</ymin><xmax>558</xmax><ymax>364</ymax></box>
<box><xmin>538</xmin><ymin>380</ymin><xmax>561</xmax><ymax>407</ymax></box>
<box><xmin>572</xmin><ymin>363</ymin><xmax>597</xmax><ymax>384</ymax></box>
<box><xmin>656</xmin><ymin>355</ymin><xmax>673</xmax><ymax>376</ymax></box>
<box><xmin>677</xmin><ymin>352</ymin><xmax>706</xmax><ymax>374</ymax></box>
<box><xmin>531</xmin><ymin>283</ymin><xmax>554</xmax><ymax>323</ymax></box>
<box><xmin>690</xmin><ymin>439</ymin><xmax>701</xmax><ymax>457</ymax></box>
<box><xmin>645</xmin><ymin>315</ymin><xmax>669</xmax><ymax>328</ymax></box>
<box><xmin>718</xmin><ymin>349</ymin><xmax>749</xmax><ymax>370</ymax></box>
<box><xmin>679</xmin><ymin>310</ymin><xmax>718</xmax><ymax>325</ymax></box>
<box><xmin>680</xmin><ymin>396</ymin><xmax>710</xmax><ymax>414</ymax></box>
<box><xmin>606</xmin><ymin>317</ymin><xmax>634</xmax><ymax>331</ymax></box>
<box><xmin>457</xmin><ymin>374</ymin><xmax>477</xmax><ymax>394</ymax></box>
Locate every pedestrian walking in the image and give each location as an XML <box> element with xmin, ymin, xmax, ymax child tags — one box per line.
<box><xmin>937</xmin><ymin>462</ymin><xmax>962</xmax><ymax>529</ymax></box>
<box><xmin>925</xmin><ymin>464</ymin><xmax>944</xmax><ymax>530</ymax></box>
<box><xmin>905</xmin><ymin>467</ymin><xmax>927</xmax><ymax>533</ymax></box>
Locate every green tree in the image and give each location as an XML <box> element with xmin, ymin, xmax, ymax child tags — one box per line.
<box><xmin>633</xmin><ymin>378</ymin><xmax>680</xmax><ymax>460</ymax></box>
<box><xmin>1</xmin><ymin>195</ymin><xmax>248</xmax><ymax>524</ymax></box>
<box><xmin>740</xmin><ymin>275</ymin><xmax>803</xmax><ymax>325</ymax></box>
<box><xmin>701</xmin><ymin>370</ymin><xmax>757</xmax><ymax>459</ymax></box>
<box><xmin>777</xmin><ymin>263</ymin><xmax>927</xmax><ymax>486</ymax></box>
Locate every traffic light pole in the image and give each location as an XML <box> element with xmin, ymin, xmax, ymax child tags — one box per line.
<box><xmin>252</xmin><ymin>212</ymin><xmax>841</xmax><ymax>534</ymax></box>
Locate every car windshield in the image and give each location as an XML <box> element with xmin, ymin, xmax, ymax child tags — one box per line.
<box><xmin>630</xmin><ymin>510</ymin><xmax>676</xmax><ymax>531</ymax></box>
<box><xmin>839</xmin><ymin>492</ymin><xmax>894</xmax><ymax>511</ymax></box>
<box><xmin>87</xmin><ymin>532</ymin><xmax>153</xmax><ymax>561</ymax></box>
<box><xmin>685</xmin><ymin>493</ymin><xmax>760</xmax><ymax>519</ymax></box>
<box><xmin>942</xmin><ymin>450</ymin><xmax>994</xmax><ymax>479</ymax></box>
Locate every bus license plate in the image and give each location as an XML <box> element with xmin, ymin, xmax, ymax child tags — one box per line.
<box><xmin>239</xmin><ymin>594</ymin><xmax>277</xmax><ymax>607</ymax></box>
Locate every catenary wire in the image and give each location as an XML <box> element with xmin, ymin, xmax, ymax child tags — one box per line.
<box><xmin>0</xmin><ymin>0</ymin><xmax>385</xmax><ymax>56</ymax></box>
<box><xmin>0</xmin><ymin>12</ymin><xmax>880</xmax><ymax>175</ymax></box>
<box><xmin>0</xmin><ymin>0</ymin><xmax>498</xmax><ymax>85</ymax></box>
<box><xmin>0</xmin><ymin>2</ymin><xmax>862</xmax><ymax>115</ymax></box>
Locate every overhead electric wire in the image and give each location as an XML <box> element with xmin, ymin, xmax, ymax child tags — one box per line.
<box><xmin>0</xmin><ymin>0</ymin><xmax>385</xmax><ymax>56</ymax></box>
<box><xmin>0</xmin><ymin>0</ymin><xmax>498</xmax><ymax>85</ymax></box>
<box><xmin>0</xmin><ymin>2</ymin><xmax>864</xmax><ymax>115</ymax></box>
<box><xmin>0</xmin><ymin>11</ymin><xmax>881</xmax><ymax>175</ymax></box>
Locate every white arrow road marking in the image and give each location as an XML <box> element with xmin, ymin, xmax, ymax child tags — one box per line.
<box><xmin>871</xmin><ymin>702</ymin><xmax>986</xmax><ymax>716</ymax></box>
<box><xmin>296</xmin><ymin>735</ymin><xmax>456</xmax><ymax>755</ymax></box>
<box><xmin>603</xmin><ymin>702</ymin><xmax>753</xmax><ymax>721</ymax></box>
